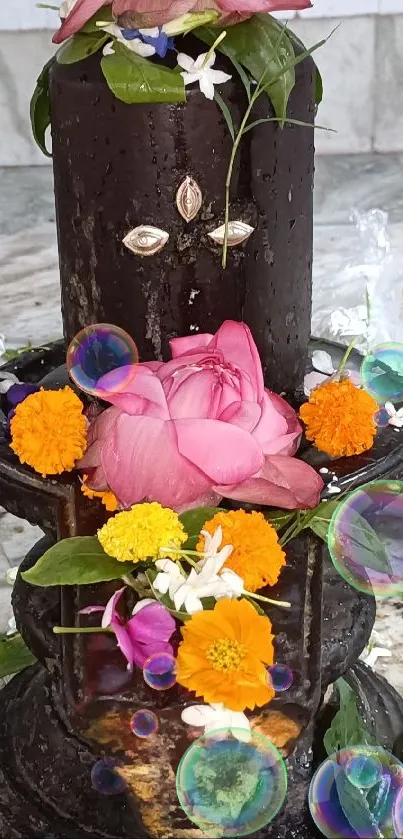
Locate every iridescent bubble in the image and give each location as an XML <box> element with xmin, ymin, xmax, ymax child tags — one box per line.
<box><xmin>91</xmin><ymin>758</ymin><xmax>126</xmax><ymax>796</ymax></box>
<box><xmin>66</xmin><ymin>323</ymin><xmax>138</xmax><ymax>397</ymax></box>
<box><xmin>143</xmin><ymin>652</ymin><xmax>176</xmax><ymax>691</ymax></box>
<box><xmin>176</xmin><ymin>728</ymin><xmax>287</xmax><ymax>837</ymax></box>
<box><xmin>327</xmin><ymin>480</ymin><xmax>403</xmax><ymax>597</ymax></box>
<box><xmin>393</xmin><ymin>785</ymin><xmax>403</xmax><ymax>837</ymax></box>
<box><xmin>267</xmin><ymin>664</ymin><xmax>293</xmax><ymax>692</ymax></box>
<box><xmin>361</xmin><ymin>343</ymin><xmax>403</xmax><ymax>404</ymax></box>
<box><xmin>345</xmin><ymin>753</ymin><xmax>383</xmax><ymax>789</ymax></box>
<box><xmin>309</xmin><ymin>746</ymin><xmax>403</xmax><ymax>839</ymax></box>
<box><xmin>130</xmin><ymin>709</ymin><xmax>159</xmax><ymax>738</ymax></box>
<box><xmin>374</xmin><ymin>408</ymin><xmax>390</xmax><ymax>428</ymax></box>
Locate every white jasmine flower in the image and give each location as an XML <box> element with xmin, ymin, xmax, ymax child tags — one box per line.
<box><xmin>59</xmin><ymin>0</ymin><xmax>78</xmax><ymax>19</ymax></box>
<box><xmin>154</xmin><ymin>558</ymin><xmax>185</xmax><ymax>601</ymax></box>
<box><xmin>181</xmin><ymin>702</ymin><xmax>251</xmax><ymax>742</ymax></box>
<box><xmin>384</xmin><ymin>401</ymin><xmax>403</xmax><ymax>429</ymax></box>
<box><xmin>304</xmin><ymin>349</ymin><xmax>360</xmax><ymax>396</ymax></box>
<box><xmin>177</xmin><ymin>51</ymin><xmax>231</xmax><ymax>100</ymax></box>
<box><xmin>101</xmin><ymin>24</ymin><xmax>156</xmax><ymax>58</ymax></box>
<box><xmin>6</xmin><ymin>616</ymin><xmax>17</xmax><ymax>637</ymax></box>
<box><xmin>5</xmin><ymin>567</ymin><xmax>18</xmax><ymax>586</ymax></box>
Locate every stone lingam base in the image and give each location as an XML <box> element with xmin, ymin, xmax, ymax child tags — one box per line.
<box><xmin>0</xmin><ymin>344</ymin><xmax>402</xmax><ymax>839</ymax></box>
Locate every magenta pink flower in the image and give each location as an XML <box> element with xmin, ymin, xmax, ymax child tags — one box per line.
<box><xmin>79</xmin><ymin>321</ymin><xmax>323</xmax><ymax>511</ymax></box>
<box><xmin>53</xmin><ymin>0</ymin><xmax>311</xmax><ymax>43</ymax></box>
<box><xmin>81</xmin><ymin>587</ymin><xmax>176</xmax><ymax>669</ymax></box>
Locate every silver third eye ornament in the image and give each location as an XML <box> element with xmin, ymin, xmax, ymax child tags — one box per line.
<box><xmin>208</xmin><ymin>221</ymin><xmax>255</xmax><ymax>247</ymax></box>
<box><xmin>123</xmin><ymin>225</ymin><xmax>169</xmax><ymax>256</ymax></box>
<box><xmin>176</xmin><ymin>177</ymin><xmax>203</xmax><ymax>223</ymax></box>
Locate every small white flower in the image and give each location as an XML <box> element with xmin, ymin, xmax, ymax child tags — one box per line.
<box><xmin>181</xmin><ymin>702</ymin><xmax>251</xmax><ymax>742</ymax></box>
<box><xmin>59</xmin><ymin>0</ymin><xmax>78</xmax><ymax>19</ymax></box>
<box><xmin>154</xmin><ymin>558</ymin><xmax>185</xmax><ymax>602</ymax></box>
<box><xmin>177</xmin><ymin>51</ymin><xmax>231</xmax><ymax>101</ymax></box>
<box><xmin>384</xmin><ymin>401</ymin><xmax>403</xmax><ymax>429</ymax></box>
<box><xmin>101</xmin><ymin>24</ymin><xmax>156</xmax><ymax>58</ymax></box>
<box><xmin>6</xmin><ymin>616</ymin><xmax>17</xmax><ymax>637</ymax></box>
<box><xmin>5</xmin><ymin>567</ymin><xmax>18</xmax><ymax>586</ymax></box>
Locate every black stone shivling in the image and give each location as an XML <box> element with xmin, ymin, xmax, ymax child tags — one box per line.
<box><xmin>0</xmin><ymin>42</ymin><xmax>402</xmax><ymax>839</ymax></box>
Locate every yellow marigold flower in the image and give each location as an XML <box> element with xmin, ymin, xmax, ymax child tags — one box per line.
<box><xmin>98</xmin><ymin>501</ymin><xmax>186</xmax><ymax>563</ymax></box>
<box><xmin>81</xmin><ymin>475</ymin><xmax>118</xmax><ymax>512</ymax></box>
<box><xmin>10</xmin><ymin>386</ymin><xmax>87</xmax><ymax>477</ymax></box>
<box><xmin>299</xmin><ymin>378</ymin><xmax>378</xmax><ymax>458</ymax></box>
<box><xmin>176</xmin><ymin>598</ymin><xmax>275</xmax><ymax>712</ymax></box>
<box><xmin>198</xmin><ymin>509</ymin><xmax>286</xmax><ymax>593</ymax></box>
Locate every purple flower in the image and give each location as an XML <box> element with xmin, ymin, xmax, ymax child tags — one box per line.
<box><xmin>5</xmin><ymin>383</ymin><xmax>39</xmax><ymax>435</ymax></box>
<box><xmin>121</xmin><ymin>27</ymin><xmax>175</xmax><ymax>58</ymax></box>
<box><xmin>81</xmin><ymin>587</ymin><xmax>176</xmax><ymax>669</ymax></box>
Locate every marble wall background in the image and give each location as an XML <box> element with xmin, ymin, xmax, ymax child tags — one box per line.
<box><xmin>0</xmin><ymin>9</ymin><xmax>402</xmax><ymax>163</ymax></box>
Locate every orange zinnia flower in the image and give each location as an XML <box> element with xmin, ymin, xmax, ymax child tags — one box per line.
<box><xmin>299</xmin><ymin>378</ymin><xmax>378</xmax><ymax>458</ymax></box>
<box><xmin>176</xmin><ymin>598</ymin><xmax>275</xmax><ymax>712</ymax></box>
<box><xmin>198</xmin><ymin>509</ymin><xmax>286</xmax><ymax>593</ymax></box>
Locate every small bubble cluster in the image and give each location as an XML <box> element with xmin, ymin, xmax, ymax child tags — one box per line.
<box><xmin>67</xmin><ymin>323</ymin><xmax>138</xmax><ymax>397</ymax></box>
<box><xmin>176</xmin><ymin>728</ymin><xmax>287</xmax><ymax>836</ymax></box>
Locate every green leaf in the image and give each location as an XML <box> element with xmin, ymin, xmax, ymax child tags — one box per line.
<box><xmin>214</xmin><ymin>91</ymin><xmax>235</xmax><ymax>141</ymax></box>
<box><xmin>56</xmin><ymin>32</ymin><xmax>108</xmax><ymax>64</ymax></box>
<box><xmin>333</xmin><ymin>510</ymin><xmax>393</xmax><ymax>576</ymax></box>
<box><xmin>179</xmin><ymin>506</ymin><xmax>224</xmax><ymax>551</ymax></box>
<box><xmin>30</xmin><ymin>55</ymin><xmax>55</xmax><ymax>157</ymax></box>
<box><xmin>306</xmin><ymin>498</ymin><xmax>342</xmax><ymax>541</ymax></box>
<box><xmin>0</xmin><ymin>633</ymin><xmax>36</xmax><ymax>679</ymax></box>
<box><xmin>241</xmin><ymin>116</ymin><xmax>333</xmax><ymax>136</ymax></box>
<box><xmin>196</xmin><ymin>16</ymin><xmax>295</xmax><ymax>123</ymax></box>
<box><xmin>288</xmin><ymin>28</ymin><xmax>323</xmax><ymax>106</ymax></box>
<box><xmin>101</xmin><ymin>42</ymin><xmax>186</xmax><ymax>104</ymax></box>
<box><xmin>324</xmin><ymin>678</ymin><xmax>374</xmax><ymax>756</ymax></box>
<box><xmin>22</xmin><ymin>536</ymin><xmax>136</xmax><ymax>586</ymax></box>
<box><xmin>231</xmin><ymin>58</ymin><xmax>251</xmax><ymax>102</ymax></box>
<box><xmin>263</xmin><ymin>510</ymin><xmax>295</xmax><ymax>532</ymax></box>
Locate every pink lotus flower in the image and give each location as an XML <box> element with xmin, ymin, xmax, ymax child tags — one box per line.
<box><xmin>80</xmin><ymin>321</ymin><xmax>323</xmax><ymax>511</ymax></box>
<box><xmin>81</xmin><ymin>587</ymin><xmax>176</xmax><ymax>668</ymax></box>
<box><xmin>53</xmin><ymin>0</ymin><xmax>311</xmax><ymax>43</ymax></box>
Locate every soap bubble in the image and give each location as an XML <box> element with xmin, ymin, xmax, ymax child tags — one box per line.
<box><xmin>176</xmin><ymin>728</ymin><xmax>287</xmax><ymax>836</ymax></box>
<box><xmin>327</xmin><ymin>480</ymin><xmax>403</xmax><ymax>597</ymax></box>
<box><xmin>374</xmin><ymin>407</ymin><xmax>391</xmax><ymax>428</ymax></box>
<box><xmin>67</xmin><ymin>323</ymin><xmax>138</xmax><ymax>397</ymax></box>
<box><xmin>361</xmin><ymin>343</ymin><xmax>403</xmax><ymax>404</ymax></box>
<box><xmin>130</xmin><ymin>709</ymin><xmax>159</xmax><ymax>738</ymax></box>
<box><xmin>91</xmin><ymin>758</ymin><xmax>126</xmax><ymax>796</ymax></box>
<box><xmin>267</xmin><ymin>665</ymin><xmax>293</xmax><ymax>692</ymax></box>
<box><xmin>345</xmin><ymin>753</ymin><xmax>383</xmax><ymax>789</ymax></box>
<box><xmin>309</xmin><ymin>746</ymin><xmax>403</xmax><ymax>839</ymax></box>
<box><xmin>393</xmin><ymin>785</ymin><xmax>403</xmax><ymax>836</ymax></box>
<box><xmin>143</xmin><ymin>652</ymin><xmax>176</xmax><ymax>691</ymax></box>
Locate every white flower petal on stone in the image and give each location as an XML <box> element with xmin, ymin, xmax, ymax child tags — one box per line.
<box><xmin>5</xmin><ymin>567</ymin><xmax>18</xmax><ymax>585</ymax></box>
<box><xmin>181</xmin><ymin>702</ymin><xmax>251</xmax><ymax>741</ymax></box>
<box><xmin>311</xmin><ymin>350</ymin><xmax>335</xmax><ymax>376</ymax></box>
<box><xmin>6</xmin><ymin>616</ymin><xmax>17</xmax><ymax>636</ymax></box>
<box><xmin>385</xmin><ymin>401</ymin><xmax>403</xmax><ymax>428</ymax></box>
<box><xmin>178</xmin><ymin>51</ymin><xmax>231</xmax><ymax>100</ymax></box>
<box><xmin>103</xmin><ymin>42</ymin><xmax>115</xmax><ymax>57</ymax></box>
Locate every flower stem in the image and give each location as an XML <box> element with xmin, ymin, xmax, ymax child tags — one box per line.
<box><xmin>160</xmin><ymin>547</ymin><xmax>204</xmax><ymax>558</ymax></box>
<box><xmin>244</xmin><ymin>590</ymin><xmax>291</xmax><ymax>609</ymax></box>
<box><xmin>336</xmin><ymin>337</ymin><xmax>358</xmax><ymax>377</ymax></box>
<box><xmin>278</xmin><ymin>516</ymin><xmax>300</xmax><ymax>546</ymax></box>
<box><xmin>53</xmin><ymin>626</ymin><xmax>112</xmax><ymax>635</ymax></box>
<box><xmin>122</xmin><ymin>574</ymin><xmax>151</xmax><ymax>596</ymax></box>
<box><xmin>203</xmin><ymin>31</ymin><xmax>227</xmax><ymax>68</ymax></box>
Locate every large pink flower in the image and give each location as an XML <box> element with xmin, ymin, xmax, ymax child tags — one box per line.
<box><xmin>79</xmin><ymin>321</ymin><xmax>323</xmax><ymax>511</ymax></box>
<box><xmin>53</xmin><ymin>0</ymin><xmax>311</xmax><ymax>43</ymax></box>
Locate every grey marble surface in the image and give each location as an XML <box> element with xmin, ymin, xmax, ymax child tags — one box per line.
<box><xmin>0</xmin><ymin>154</ymin><xmax>401</xmax><ymax>697</ymax></box>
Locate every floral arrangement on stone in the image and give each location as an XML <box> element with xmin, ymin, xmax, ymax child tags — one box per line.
<box><xmin>33</xmin><ymin>0</ymin><xmax>327</xmax><ymax>266</ymax></box>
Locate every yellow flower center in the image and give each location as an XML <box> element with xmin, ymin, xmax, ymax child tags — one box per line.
<box><xmin>206</xmin><ymin>638</ymin><xmax>246</xmax><ymax>672</ymax></box>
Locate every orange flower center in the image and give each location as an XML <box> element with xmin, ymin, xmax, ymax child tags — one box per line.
<box><xmin>206</xmin><ymin>638</ymin><xmax>247</xmax><ymax>672</ymax></box>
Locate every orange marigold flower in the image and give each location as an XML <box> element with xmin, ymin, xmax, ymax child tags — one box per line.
<box><xmin>10</xmin><ymin>386</ymin><xmax>87</xmax><ymax>477</ymax></box>
<box><xmin>299</xmin><ymin>378</ymin><xmax>378</xmax><ymax>459</ymax></box>
<box><xmin>176</xmin><ymin>598</ymin><xmax>275</xmax><ymax>712</ymax></box>
<box><xmin>81</xmin><ymin>475</ymin><xmax>118</xmax><ymax>512</ymax></box>
<box><xmin>197</xmin><ymin>509</ymin><xmax>286</xmax><ymax>593</ymax></box>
